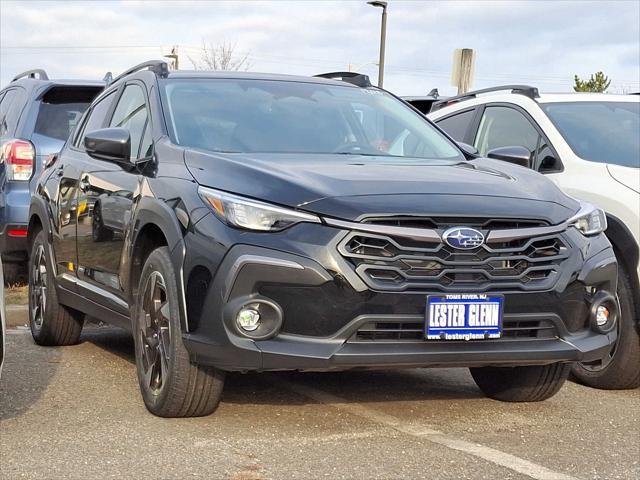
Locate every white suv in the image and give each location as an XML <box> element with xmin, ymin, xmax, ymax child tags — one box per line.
<box><xmin>428</xmin><ymin>87</ymin><xmax>639</xmax><ymax>390</ymax></box>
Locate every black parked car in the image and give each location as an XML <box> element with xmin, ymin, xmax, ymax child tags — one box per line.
<box><xmin>28</xmin><ymin>62</ymin><xmax>619</xmax><ymax>417</ymax></box>
<box><xmin>0</xmin><ymin>69</ymin><xmax>103</xmax><ymax>283</ymax></box>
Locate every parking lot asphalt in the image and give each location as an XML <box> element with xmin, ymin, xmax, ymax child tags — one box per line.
<box><xmin>1</xmin><ymin>325</ymin><xmax>639</xmax><ymax>480</ymax></box>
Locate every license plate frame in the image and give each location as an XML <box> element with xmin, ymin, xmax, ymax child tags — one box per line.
<box><xmin>425</xmin><ymin>294</ymin><xmax>504</xmax><ymax>340</ymax></box>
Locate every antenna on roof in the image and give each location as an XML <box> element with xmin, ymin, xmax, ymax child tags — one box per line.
<box><xmin>102</xmin><ymin>72</ymin><xmax>113</xmax><ymax>83</ymax></box>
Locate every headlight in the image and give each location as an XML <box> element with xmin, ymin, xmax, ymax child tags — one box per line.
<box><xmin>198</xmin><ymin>186</ymin><xmax>321</xmax><ymax>232</ymax></box>
<box><xmin>567</xmin><ymin>202</ymin><xmax>607</xmax><ymax>236</ymax></box>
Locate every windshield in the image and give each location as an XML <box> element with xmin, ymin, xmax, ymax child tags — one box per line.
<box><xmin>541</xmin><ymin>101</ymin><xmax>640</xmax><ymax>168</ymax></box>
<box><xmin>160</xmin><ymin>78</ymin><xmax>463</xmax><ymax>160</ymax></box>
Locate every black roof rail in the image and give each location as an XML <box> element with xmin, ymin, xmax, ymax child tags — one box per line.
<box><xmin>431</xmin><ymin>84</ymin><xmax>539</xmax><ymax>111</ymax></box>
<box><xmin>11</xmin><ymin>68</ymin><xmax>49</xmax><ymax>82</ymax></box>
<box><xmin>314</xmin><ymin>71</ymin><xmax>372</xmax><ymax>88</ymax></box>
<box><xmin>108</xmin><ymin>60</ymin><xmax>169</xmax><ymax>85</ymax></box>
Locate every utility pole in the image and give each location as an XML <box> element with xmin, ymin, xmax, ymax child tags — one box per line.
<box><xmin>451</xmin><ymin>48</ymin><xmax>475</xmax><ymax>94</ymax></box>
<box><xmin>165</xmin><ymin>45</ymin><xmax>179</xmax><ymax>70</ymax></box>
<box><xmin>368</xmin><ymin>1</ymin><xmax>387</xmax><ymax>88</ymax></box>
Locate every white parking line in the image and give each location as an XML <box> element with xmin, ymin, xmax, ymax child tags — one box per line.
<box><xmin>281</xmin><ymin>380</ymin><xmax>579</xmax><ymax>480</ymax></box>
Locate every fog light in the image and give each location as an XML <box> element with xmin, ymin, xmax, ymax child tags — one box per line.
<box><xmin>228</xmin><ymin>298</ymin><xmax>283</xmax><ymax>340</ymax></box>
<box><xmin>589</xmin><ymin>291</ymin><xmax>618</xmax><ymax>334</ymax></box>
<box><xmin>237</xmin><ymin>308</ymin><xmax>261</xmax><ymax>332</ymax></box>
<box><xmin>595</xmin><ymin>306</ymin><xmax>610</xmax><ymax>327</ymax></box>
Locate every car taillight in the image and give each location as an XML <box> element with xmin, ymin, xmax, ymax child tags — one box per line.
<box><xmin>1</xmin><ymin>139</ymin><xmax>35</xmax><ymax>181</ymax></box>
<box><xmin>7</xmin><ymin>228</ymin><xmax>28</xmax><ymax>238</ymax></box>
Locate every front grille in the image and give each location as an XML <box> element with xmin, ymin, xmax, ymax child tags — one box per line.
<box><xmin>350</xmin><ymin>318</ymin><xmax>557</xmax><ymax>343</ymax></box>
<box><xmin>338</xmin><ymin>220</ymin><xmax>570</xmax><ymax>293</ymax></box>
<box><xmin>363</xmin><ymin>216</ymin><xmax>549</xmax><ymax>230</ymax></box>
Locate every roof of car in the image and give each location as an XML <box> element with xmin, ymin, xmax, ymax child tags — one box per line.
<box><xmin>536</xmin><ymin>92</ymin><xmax>639</xmax><ymax>103</ymax></box>
<box><xmin>3</xmin><ymin>78</ymin><xmax>104</xmax><ymax>91</ymax></box>
<box><xmin>428</xmin><ymin>90</ymin><xmax>639</xmax><ymax>118</ymax></box>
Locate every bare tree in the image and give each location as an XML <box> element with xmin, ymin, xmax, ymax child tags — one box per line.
<box><xmin>189</xmin><ymin>41</ymin><xmax>251</xmax><ymax>71</ymax></box>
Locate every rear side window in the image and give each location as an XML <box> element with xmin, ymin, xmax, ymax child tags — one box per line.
<box><xmin>33</xmin><ymin>87</ymin><xmax>101</xmax><ymax>141</ymax></box>
<box><xmin>435</xmin><ymin>109</ymin><xmax>476</xmax><ymax>142</ymax></box>
<box><xmin>0</xmin><ymin>88</ymin><xmax>26</xmax><ymax>136</ymax></box>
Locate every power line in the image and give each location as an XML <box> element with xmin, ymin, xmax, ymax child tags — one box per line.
<box><xmin>1</xmin><ymin>45</ymin><xmax>164</xmax><ymax>49</ymax></box>
<box><xmin>2</xmin><ymin>44</ymin><xmax>638</xmax><ymax>86</ymax></box>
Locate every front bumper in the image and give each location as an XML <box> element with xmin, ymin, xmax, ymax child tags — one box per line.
<box><xmin>180</xmin><ymin>217</ymin><xmax>618</xmax><ymax>372</ymax></box>
<box><xmin>184</xmin><ymin>313</ymin><xmax>616</xmax><ymax>371</ymax></box>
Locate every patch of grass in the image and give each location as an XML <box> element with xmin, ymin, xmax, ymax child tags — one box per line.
<box><xmin>5</xmin><ymin>283</ymin><xmax>28</xmax><ymax>306</ymax></box>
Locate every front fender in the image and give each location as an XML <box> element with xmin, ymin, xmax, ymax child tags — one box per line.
<box><xmin>125</xmin><ymin>194</ymin><xmax>190</xmax><ymax>331</ymax></box>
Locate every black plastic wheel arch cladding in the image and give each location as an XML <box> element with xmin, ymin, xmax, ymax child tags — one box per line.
<box><xmin>126</xmin><ymin>196</ymin><xmax>190</xmax><ymax>332</ymax></box>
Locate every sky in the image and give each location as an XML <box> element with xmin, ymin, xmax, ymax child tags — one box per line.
<box><xmin>1</xmin><ymin>0</ymin><xmax>639</xmax><ymax>96</ymax></box>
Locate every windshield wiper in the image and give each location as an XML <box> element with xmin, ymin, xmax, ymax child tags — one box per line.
<box><xmin>333</xmin><ymin>151</ymin><xmax>387</xmax><ymax>157</ymax></box>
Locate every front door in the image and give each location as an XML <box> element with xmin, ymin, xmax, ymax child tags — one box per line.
<box><xmin>76</xmin><ymin>82</ymin><xmax>152</xmax><ymax>314</ymax></box>
<box><xmin>49</xmin><ymin>89</ymin><xmax>118</xmax><ymax>289</ymax></box>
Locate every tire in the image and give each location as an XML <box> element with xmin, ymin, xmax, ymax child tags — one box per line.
<box><xmin>470</xmin><ymin>363</ymin><xmax>570</xmax><ymax>402</ymax></box>
<box><xmin>572</xmin><ymin>263</ymin><xmax>640</xmax><ymax>389</ymax></box>
<box><xmin>28</xmin><ymin>229</ymin><xmax>84</xmax><ymax>346</ymax></box>
<box><xmin>3</xmin><ymin>261</ymin><xmax>27</xmax><ymax>286</ymax></box>
<box><xmin>132</xmin><ymin>247</ymin><xmax>225</xmax><ymax>417</ymax></box>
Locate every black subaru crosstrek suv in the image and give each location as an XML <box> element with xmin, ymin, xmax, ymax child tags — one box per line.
<box><xmin>28</xmin><ymin>62</ymin><xmax>619</xmax><ymax>417</ymax></box>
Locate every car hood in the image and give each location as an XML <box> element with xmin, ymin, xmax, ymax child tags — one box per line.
<box><xmin>184</xmin><ymin>151</ymin><xmax>579</xmax><ymax>224</ymax></box>
<box><xmin>607</xmin><ymin>164</ymin><xmax>640</xmax><ymax>194</ymax></box>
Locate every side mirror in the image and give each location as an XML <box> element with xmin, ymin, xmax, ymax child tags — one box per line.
<box><xmin>84</xmin><ymin>128</ymin><xmax>130</xmax><ymax>163</ymax></box>
<box><xmin>457</xmin><ymin>142</ymin><xmax>479</xmax><ymax>157</ymax></box>
<box><xmin>487</xmin><ymin>146</ymin><xmax>531</xmax><ymax>168</ymax></box>
<box><xmin>539</xmin><ymin>155</ymin><xmax>562</xmax><ymax>173</ymax></box>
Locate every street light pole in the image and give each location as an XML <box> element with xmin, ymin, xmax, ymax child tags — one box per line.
<box><xmin>368</xmin><ymin>1</ymin><xmax>387</xmax><ymax>88</ymax></box>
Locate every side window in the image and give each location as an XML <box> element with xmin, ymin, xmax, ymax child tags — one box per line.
<box><xmin>77</xmin><ymin>91</ymin><xmax>116</xmax><ymax>148</ymax></box>
<box><xmin>138</xmin><ymin>123</ymin><xmax>153</xmax><ymax>158</ymax></box>
<box><xmin>0</xmin><ymin>89</ymin><xmax>21</xmax><ymax>136</ymax></box>
<box><xmin>109</xmin><ymin>84</ymin><xmax>149</xmax><ymax>159</ymax></box>
<box><xmin>474</xmin><ymin>106</ymin><xmax>540</xmax><ymax>157</ymax></box>
<box><xmin>435</xmin><ymin>109</ymin><xmax>476</xmax><ymax>142</ymax></box>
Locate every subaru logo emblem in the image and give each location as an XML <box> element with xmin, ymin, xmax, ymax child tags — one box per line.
<box><xmin>442</xmin><ymin>227</ymin><xmax>485</xmax><ymax>250</ymax></box>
